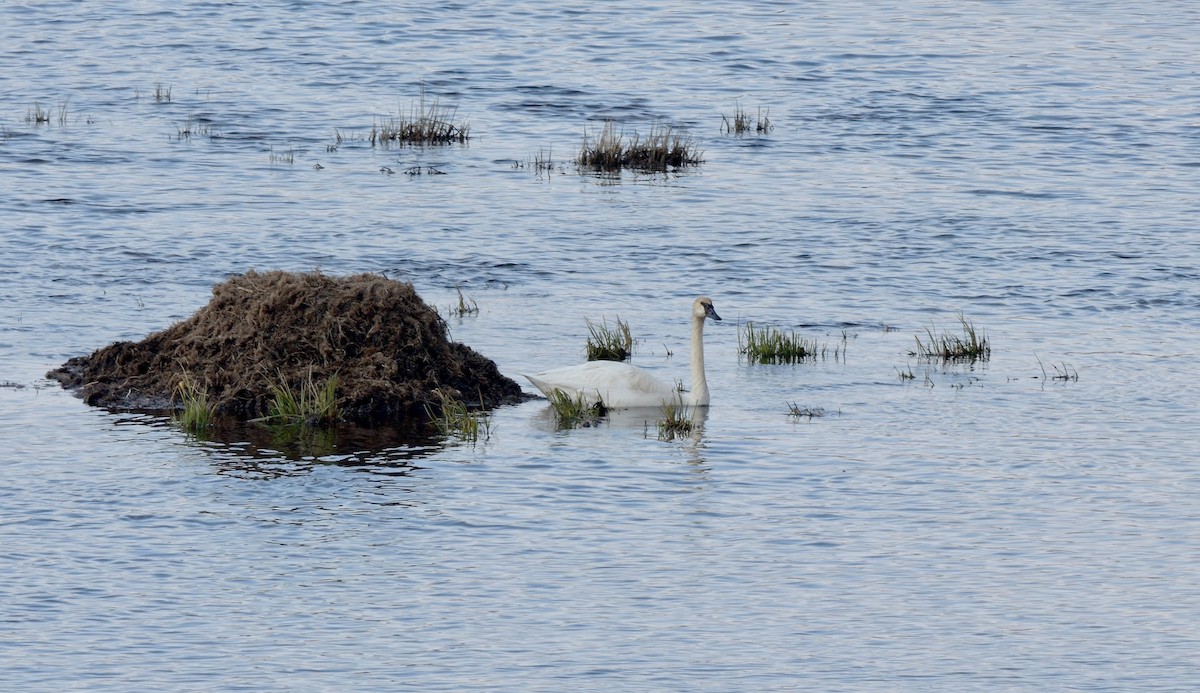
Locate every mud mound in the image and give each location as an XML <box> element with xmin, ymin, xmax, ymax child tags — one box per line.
<box><xmin>48</xmin><ymin>270</ymin><xmax>524</xmax><ymax>423</ymax></box>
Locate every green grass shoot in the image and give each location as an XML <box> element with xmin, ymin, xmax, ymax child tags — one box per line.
<box><xmin>174</xmin><ymin>373</ymin><xmax>215</xmax><ymax>434</ymax></box>
<box><xmin>910</xmin><ymin>312</ymin><xmax>991</xmax><ymax>362</ymax></box>
<box><xmin>547</xmin><ymin>388</ymin><xmax>607</xmax><ymax>429</ymax></box>
<box><xmin>586</xmin><ymin>316</ymin><xmax>633</xmax><ymax>362</ymax></box>
<box><xmin>448</xmin><ymin>286</ymin><xmax>479</xmax><ymax>317</ymax></box>
<box><xmin>264</xmin><ymin>370</ymin><xmax>339</xmax><ymax>426</ymax></box>
<box><xmin>657</xmin><ymin>397</ymin><xmax>695</xmax><ymax>440</ymax></box>
<box><xmin>738</xmin><ymin>321</ymin><xmax>824</xmax><ymax>364</ymax></box>
<box><xmin>426</xmin><ymin>390</ymin><xmax>492</xmax><ymax>444</ymax></box>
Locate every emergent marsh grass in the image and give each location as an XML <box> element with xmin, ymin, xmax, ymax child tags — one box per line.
<box><xmin>657</xmin><ymin>398</ymin><xmax>694</xmax><ymax>440</ymax></box>
<box><xmin>263</xmin><ymin>370</ymin><xmax>339</xmax><ymax>426</ymax></box>
<box><xmin>25</xmin><ymin>103</ymin><xmax>50</xmax><ymax>125</ymax></box>
<box><xmin>586</xmin><ymin>316</ymin><xmax>633</xmax><ymax>361</ymax></box>
<box><xmin>426</xmin><ymin>390</ymin><xmax>492</xmax><ymax>444</ymax></box>
<box><xmin>547</xmin><ymin>388</ymin><xmax>608</xmax><ymax>429</ymax></box>
<box><xmin>174</xmin><ymin>373</ymin><xmax>214</xmax><ymax>434</ymax></box>
<box><xmin>910</xmin><ymin>312</ymin><xmax>991</xmax><ymax>362</ymax></box>
<box><xmin>447</xmin><ymin>287</ymin><xmax>479</xmax><ymax>317</ymax></box>
<box><xmin>721</xmin><ymin>102</ymin><xmax>772</xmax><ymax>135</ymax></box>
<box><xmin>738</xmin><ymin>321</ymin><xmax>827</xmax><ymax>364</ymax></box>
<box><xmin>370</xmin><ymin>96</ymin><xmax>469</xmax><ymax>146</ymax></box>
<box><xmin>787</xmin><ymin>403</ymin><xmax>825</xmax><ymax>419</ymax></box>
<box><xmin>1036</xmin><ymin>355</ymin><xmax>1079</xmax><ymax>382</ymax></box>
<box><xmin>577</xmin><ymin>120</ymin><xmax>703</xmax><ymax>173</ymax></box>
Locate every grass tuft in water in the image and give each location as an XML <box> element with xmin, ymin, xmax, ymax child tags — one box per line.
<box><xmin>25</xmin><ymin>103</ymin><xmax>51</xmax><ymax>125</ymax></box>
<box><xmin>910</xmin><ymin>312</ymin><xmax>991</xmax><ymax>362</ymax></box>
<box><xmin>370</xmin><ymin>91</ymin><xmax>469</xmax><ymax>146</ymax></box>
<box><xmin>787</xmin><ymin>403</ymin><xmax>825</xmax><ymax>419</ymax></box>
<box><xmin>447</xmin><ymin>286</ymin><xmax>479</xmax><ymax>317</ymax></box>
<box><xmin>174</xmin><ymin>373</ymin><xmax>215</xmax><ymax>434</ymax></box>
<box><xmin>547</xmin><ymin>388</ymin><xmax>607</xmax><ymax>429</ymax></box>
<box><xmin>1036</xmin><ymin>354</ymin><xmax>1079</xmax><ymax>382</ymax></box>
<box><xmin>738</xmin><ymin>321</ymin><xmax>823</xmax><ymax>364</ymax></box>
<box><xmin>262</xmin><ymin>370</ymin><xmax>339</xmax><ymax>426</ymax></box>
<box><xmin>176</xmin><ymin>116</ymin><xmax>217</xmax><ymax>141</ymax></box>
<box><xmin>268</xmin><ymin>146</ymin><xmax>295</xmax><ymax>165</ymax></box>
<box><xmin>657</xmin><ymin>397</ymin><xmax>695</xmax><ymax>440</ymax></box>
<box><xmin>426</xmin><ymin>390</ymin><xmax>492</xmax><ymax>444</ymax></box>
<box><xmin>154</xmin><ymin>83</ymin><xmax>172</xmax><ymax>103</ymax></box>
<box><xmin>518</xmin><ymin>148</ymin><xmax>562</xmax><ymax>176</ymax></box>
<box><xmin>721</xmin><ymin>102</ymin><xmax>772</xmax><ymax>135</ymax></box>
<box><xmin>586</xmin><ymin>316</ymin><xmax>633</xmax><ymax>362</ymax></box>
<box><xmin>577</xmin><ymin>120</ymin><xmax>703</xmax><ymax>173</ymax></box>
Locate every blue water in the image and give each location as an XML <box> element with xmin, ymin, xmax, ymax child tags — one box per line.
<box><xmin>3</xmin><ymin>2</ymin><xmax>1200</xmax><ymax>690</ymax></box>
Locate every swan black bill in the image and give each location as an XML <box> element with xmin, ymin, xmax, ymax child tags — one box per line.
<box><xmin>706</xmin><ymin>304</ymin><xmax>722</xmax><ymax>321</ymax></box>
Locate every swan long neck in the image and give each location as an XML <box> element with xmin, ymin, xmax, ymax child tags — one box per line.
<box><xmin>689</xmin><ymin>313</ymin><xmax>709</xmax><ymax>406</ymax></box>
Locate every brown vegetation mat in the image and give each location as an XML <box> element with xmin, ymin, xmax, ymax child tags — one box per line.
<box><xmin>47</xmin><ymin>270</ymin><xmax>524</xmax><ymax>423</ymax></box>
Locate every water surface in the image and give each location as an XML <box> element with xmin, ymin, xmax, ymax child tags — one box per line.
<box><xmin>2</xmin><ymin>1</ymin><xmax>1199</xmax><ymax>690</ymax></box>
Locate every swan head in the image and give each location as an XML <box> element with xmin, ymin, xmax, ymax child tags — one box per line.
<box><xmin>693</xmin><ymin>296</ymin><xmax>721</xmax><ymax>322</ymax></box>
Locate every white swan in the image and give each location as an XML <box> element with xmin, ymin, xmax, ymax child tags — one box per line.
<box><xmin>525</xmin><ymin>296</ymin><xmax>721</xmax><ymax>408</ymax></box>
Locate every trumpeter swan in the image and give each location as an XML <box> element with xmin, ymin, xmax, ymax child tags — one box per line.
<box><xmin>525</xmin><ymin>296</ymin><xmax>721</xmax><ymax>408</ymax></box>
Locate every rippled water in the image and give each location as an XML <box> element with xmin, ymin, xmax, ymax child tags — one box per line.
<box><xmin>3</xmin><ymin>2</ymin><xmax>1200</xmax><ymax>690</ymax></box>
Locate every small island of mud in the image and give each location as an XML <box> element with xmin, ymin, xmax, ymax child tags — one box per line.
<box><xmin>47</xmin><ymin>270</ymin><xmax>524</xmax><ymax>424</ymax></box>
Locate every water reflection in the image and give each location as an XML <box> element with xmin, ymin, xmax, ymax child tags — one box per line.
<box><xmin>527</xmin><ymin>399</ymin><xmax>711</xmax><ymax>446</ymax></box>
<box><xmin>112</xmin><ymin>412</ymin><xmax>442</xmax><ymax>478</ymax></box>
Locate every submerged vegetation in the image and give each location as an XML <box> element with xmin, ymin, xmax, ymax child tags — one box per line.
<box><xmin>577</xmin><ymin>120</ymin><xmax>703</xmax><ymax>173</ymax></box>
<box><xmin>910</xmin><ymin>312</ymin><xmax>991</xmax><ymax>362</ymax></box>
<box><xmin>586</xmin><ymin>316</ymin><xmax>633</xmax><ymax>362</ymax></box>
<box><xmin>547</xmin><ymin>388</ymin><xmax>607</xmax><ymax>429</ymax></box>
<box><xmin>739</xmin><ymin>322</ymin><xmax>833</xmax><ymax>364</ymax></box>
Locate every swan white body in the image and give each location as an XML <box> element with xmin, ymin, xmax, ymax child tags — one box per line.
<box><xmin>525</xmin><ymin>297</ymin><xmax>721</xmax><ymax>408</ymax></box>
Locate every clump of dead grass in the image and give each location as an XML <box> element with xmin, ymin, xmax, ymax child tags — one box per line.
<box><xmin>721</xmin><ymin>102</ymin><xmax>772</xmax><ymax>135</ymax></box>
<box><xmin>787</xmin><ymin>403</ymin><xmax>825</xmax><ymax>419</ymax></box>
<box><xmin>25</xmin><ymin>103</ymin><xmax>51</xmax><ymax>125</ymax></box>
<box><xmin>577</xmin><ymin>120</ymin><xmax>703</xmax><ymax>173</ymax></box>
<box><xmin>370</xmin><ymin>92</ymin><xmax>469</xmax><ymax>146</ymax></box>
